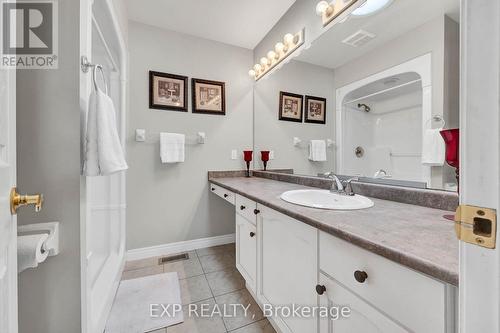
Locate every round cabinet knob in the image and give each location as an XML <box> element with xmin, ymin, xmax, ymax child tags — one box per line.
<box><xmin>240</xmin><ymin>205</ymin><xmax>246</xmax><ymax>210</ymax></box>
<box><xmin>250</xmin><ymin>232</ymin><xmax>255</xmax><ymax>237</ymax></box>
<box><xmin>224</xmin><ymin>194</ymin><xmax>228</xmax><ymax>198</ymax></box>
<box><xmin>254</xmin><ymin>209</ymin><xmax>260</xmax><ymax>215</ymax></box>
<box><xmin>354</xmin><ymin>270</ymin><xmax>368</xmax><ymax>283</ymax></box>
<box><xmin>316</xmin><ymin>284</ymin><xmax>326</xmax><ymax>295</ymax></box>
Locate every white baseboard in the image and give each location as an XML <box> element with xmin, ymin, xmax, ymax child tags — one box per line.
<box><xmin>126</xmin><ymin>233</ymin><xmax>236</xmax><ymax>261</ymax></box>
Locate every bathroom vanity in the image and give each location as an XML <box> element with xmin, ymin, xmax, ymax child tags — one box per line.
<box><xmin>209</xmin><ymin>173</ymin><xmax>458</xmax><ymax>333</ymax></box>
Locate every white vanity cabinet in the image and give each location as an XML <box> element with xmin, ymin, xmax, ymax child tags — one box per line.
<box><xmin>209</xmin><ymin>183</ymin><xmax>235</xmax><ymax>205</ymax></box>
<box><xmin>318</xmin><ymin>232</ymin><xmax>455</xmax><ymax>333</ymax></box>
<box><xmin>235</xmin><ymin>194</ymin><xmax>257</xmax><ymax>292</ymax></box>
<box><xmin>256</xmin><ymin>205</ymin><xmax>318</xmax><ymax>333</ymax></box>
<box><xmin>318</xmin><ymin>272</ymin><xmax>407</xmax><ymax>333</ymax></box>
<box><xmin>210</xmin><ymin>183</ymin><xmax>456</xmax><ymax>333</ymax></box>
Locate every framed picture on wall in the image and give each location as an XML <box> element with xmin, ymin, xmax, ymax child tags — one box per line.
<box><xmin>192</xmin><ymin>78</ymin><xmax>226</xmax><ymax>115</ymax></box>
<box><xmin>279</xmin><ymin>91</ymin><xmax>303</xmax><ymax>122</ymax></box>
<box><xmin>149</xmin><ymin>71</ymin><xmax>188</xmax><ymax>112</ymax></box>
<box><xmin>304</xmin><ymin>95</ymin><xmax>326</xmax><ymax>124</ymax></box>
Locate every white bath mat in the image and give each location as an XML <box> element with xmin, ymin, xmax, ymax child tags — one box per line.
<box><xmin>105</xmin><ymin>272</ymin><xmax>184</xmax><ymax>333</ymax></box>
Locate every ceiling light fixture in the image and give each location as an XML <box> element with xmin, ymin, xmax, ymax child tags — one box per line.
<box><xmin>315</xmin><ymin>0</ymin><xmax>365</xmax><ymax>27</ymax></box>
<box><xmin>351</xmin><ymin>0</ymin><xmax>393</xmax><ymax>16</ymax></box>
<box><xmin>249</xmin><ymin>29</ymin><xmax>305</xmax><ymax>81</ymax></box>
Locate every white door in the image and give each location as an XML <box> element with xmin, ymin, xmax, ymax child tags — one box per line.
<box><xmin>0</xmin><ymin>68</ymin><xmax>17</xmax><ymax>330</ymax></box>
<box><xmin>459</xmin><ymin>0</ymin><xmax>500</xmax><ymax>332</ymax></box>
<box><xmin>235</xmin><ymin>214</ymin><xmax>257</xmax><ymax>292</ymax></box>
<box><xmin>80</xmin><ymin>1</ymin><xmax>127</xmax><ymax>332</ymax></box>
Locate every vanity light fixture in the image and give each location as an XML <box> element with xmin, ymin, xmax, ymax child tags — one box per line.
<box><xmin>249</xmin><ymin>29</ymin><xmax>305</xmax><ymax>81</ymax></box>
<box><xmin>315</xmin><ymin>0</ymin><xmax>366</xmax><ymax>27</ymax></box>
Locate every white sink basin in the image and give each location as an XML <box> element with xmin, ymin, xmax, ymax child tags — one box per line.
<box><xmin>280</xmin><ymin>189</ymin><xmax>374</xmax><ymax>210</ymax></box>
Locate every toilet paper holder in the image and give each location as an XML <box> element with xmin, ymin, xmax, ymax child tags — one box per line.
<box><xmin>18</xmin><ymin>222</ymin><xmax>60</xmax><ymax>256</ymax></box>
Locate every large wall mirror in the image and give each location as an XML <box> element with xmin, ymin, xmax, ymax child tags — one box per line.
<box><xmin>253</xmin><ymin>0</ymin><xmax>460</xmax><ymax>192</ymax></box>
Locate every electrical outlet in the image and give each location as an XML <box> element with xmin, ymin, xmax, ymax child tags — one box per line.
<box><xmin>269</xmin><ymin>150</ymin><xmax>275</xmax><ymax>159</ymax></box>
<box><xmin>231</xmin><ymin>150</ymin><xmax>238</xmax><ymax>160</ymax></box>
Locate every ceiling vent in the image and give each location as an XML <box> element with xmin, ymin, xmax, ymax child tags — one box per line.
<box><xmin>342</xmin><ymin>30</ymin><xmax>376</xmax><ymax>47</ymax></box>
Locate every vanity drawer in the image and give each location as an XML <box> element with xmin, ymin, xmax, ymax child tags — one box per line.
<box><xmin>209</xmin><ymin>183</ymin><xmax>235</xmax><ymax>205</ymax></box>
<box><xmin>319</xmin><ymin>231</ymin><xmax>447</xmax><ymax>333</ymax></box>
<box><xmin>235</xmin><ymin>194</ymin><xmax>257</xmax><ymax>224</ymax></box>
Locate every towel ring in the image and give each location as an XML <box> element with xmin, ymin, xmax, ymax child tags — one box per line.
<box><xmin>425</xmin><ymin>115</ymin><xmax>446</xmax><ymax>128</ymax></box>
<box><xmin>92</xmin><ymin>64</ymin><xmax>108</xmax><ymax>95</ymax></box>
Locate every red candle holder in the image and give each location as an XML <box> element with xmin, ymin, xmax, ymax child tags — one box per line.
<box><xmin>440</xmin><ymin>128</ymin><xmax>459</xmax><ymax>222</ymax></box>
<box><xmin>260</xmin><ymin>151</ymin><xmax>270</xmax><ymax>171</ymax></box>
<box><xmin>440</xmin><ymin>128</ymin><xmax>459</xmax><ymax>190</ymax></box>
<box><xmin>243</xmin><ymin>150</ymin><xmax>253</xmax><ymax>177</ymax></box>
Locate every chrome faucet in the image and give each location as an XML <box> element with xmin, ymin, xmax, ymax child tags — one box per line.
<box><xmin>342</xmin><ymin>178</ymin><xmax>359</xmax><ymax>196</ymax></box>
<box><xmin>323</xmin><ymin>172</ymin><xmax>345</xmax><ymax>194</ymax></box>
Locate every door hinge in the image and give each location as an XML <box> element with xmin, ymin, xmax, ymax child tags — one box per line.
<box><xmin>455</xmin><ymin>205</ymin><xmax>496</xmax><ymax>249</ymax></box>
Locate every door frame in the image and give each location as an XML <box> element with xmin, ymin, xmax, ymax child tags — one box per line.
<box><xmin>459</xmin><ymin>0</ymin><xmax>500</xmax><ymax>332</ymax></box>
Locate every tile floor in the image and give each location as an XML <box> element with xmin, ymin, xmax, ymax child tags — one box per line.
<box><xmin>122</xmin><ymin>243</ymin><xmax>276</xmax><ymax>333</ymax></box>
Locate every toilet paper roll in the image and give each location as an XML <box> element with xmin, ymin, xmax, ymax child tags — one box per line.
<box><xmin>17</xmin><ymin>234</ymin><xmax>49</xmax><ymax>273</ymax></box>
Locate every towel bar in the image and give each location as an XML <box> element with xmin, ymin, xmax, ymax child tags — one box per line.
<box><xmin>135</xmin><ymin>129</ymin><xmax>206</xmax><ymax>144</ymax></box>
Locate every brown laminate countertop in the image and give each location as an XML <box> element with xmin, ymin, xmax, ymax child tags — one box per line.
<box><xmin>210</xmin><ymin>176</ymin><xmax>459</xmax><ymax>286</ymax></box>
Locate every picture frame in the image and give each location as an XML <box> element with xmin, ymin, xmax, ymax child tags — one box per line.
<box><xmin>304</xmin><ymin>95</ymin><xmax>327</xmax><ymax>124</ymax></box>
<box><xmin>279</xmin><ymin>91</ymin><xmax>303</xmax><ymax>122</ymax></box>
<box><xmin>191</xmin><ymin>78</ymin><xmax>226</xmax><ymax>115</ymax></box>
<box><xmin>149</xmin><ymin>71</ymin><xmax>188</xmax><ymax>112</ymax></box>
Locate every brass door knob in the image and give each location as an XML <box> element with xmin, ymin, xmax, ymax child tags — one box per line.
<box><xmin>10</xmin><ymin>187</ymin><xmax>43</xmax><ymax>214</ymax></box>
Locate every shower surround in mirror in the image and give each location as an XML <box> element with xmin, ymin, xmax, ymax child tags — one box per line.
<box><xmin>337</xmin><ymin>58</ymin><xmax>435</xmax><ymax>188</ymax></box>
<box><xmin>253</xmin><ymin>13</ymin><xmax>459</xmax><ymax>191</ymax></box>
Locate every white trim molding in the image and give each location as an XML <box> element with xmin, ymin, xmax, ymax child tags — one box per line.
<box><xmin>126</xmin><ymin>234</ymin><xmax>236</xmax><ymax>261</ymax></box>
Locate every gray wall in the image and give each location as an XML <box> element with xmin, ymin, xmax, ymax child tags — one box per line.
<box><xmin>254</xmin><ymin>60</ymin><xmax>335</xmax><ymax>175</ymax></box>
<box><xmin>16</xmin><ymin>0</ymin><xmax>81</xmax><ymax>332</ymax></box>
<box><xmin>127</xmin><ymin>21</ymin><xmax>254</xmax><ymax>250</ymax></box>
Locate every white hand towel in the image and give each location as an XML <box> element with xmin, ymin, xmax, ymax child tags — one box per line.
<box><xmin>160</xmin><ymin>133</ymin><xmax>185</xmax><ymax>163</ymax></box>
<box><xmin>308</xmin><ymin>140</ymin><xmax>327</xmax><ymax>162</ymax></box>
<box><xmin>422</xmin><ymin>128</ymin><xmax>445</xmax><ymax>166</ymax></box>
<box><xmin>84</xmin><ymin>89</ymin><xmax>128</xmax><ymax>176</ymax></box>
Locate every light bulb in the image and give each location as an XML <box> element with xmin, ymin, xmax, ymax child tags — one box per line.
<box><xmin>267</xmin><ymin>51</ymin><xmax>277</xmax><ymax>61</ymax></box>
<box><xmin>284</xmin><ymin>33</ymin><xmax>295</xmax><ymax>46</ymax></box>
<box><xmin>254</xmin><ymin>64</ymin><xmax>262</xmax><ymax>72</ymax></box>
<box><xmin>315</xmin><ymin>1</ymin><xmax>330</xmax><ymax>15</ymax></box>
<box><xmin>275</xmin><ymin>42</ymin><xmax>285</xmax><ymax>54</ymax></box>
<box><xmin>260</xmin><ymin>57</ymin><xmax>269</xmax><ymax>67</ymax></box>
<box><xmin>248</xmin><ymin>69</ymin><xmax>256</xmax><ymax>77</ymax></box>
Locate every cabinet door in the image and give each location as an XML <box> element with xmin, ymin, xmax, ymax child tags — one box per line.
<box><xmin>236</xmin><ymin>214</ymin><xmax>257</xmax><ymax>292</ymax></box>
<box><xmin>318</xmin><ymin>273</ymin><xmax>408</xmax><ymax>333</ymax></box>
<box><xmin>258</xmin><ymin>206</ymin><xmax>317</xmax><ymax>333</ymax></box>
